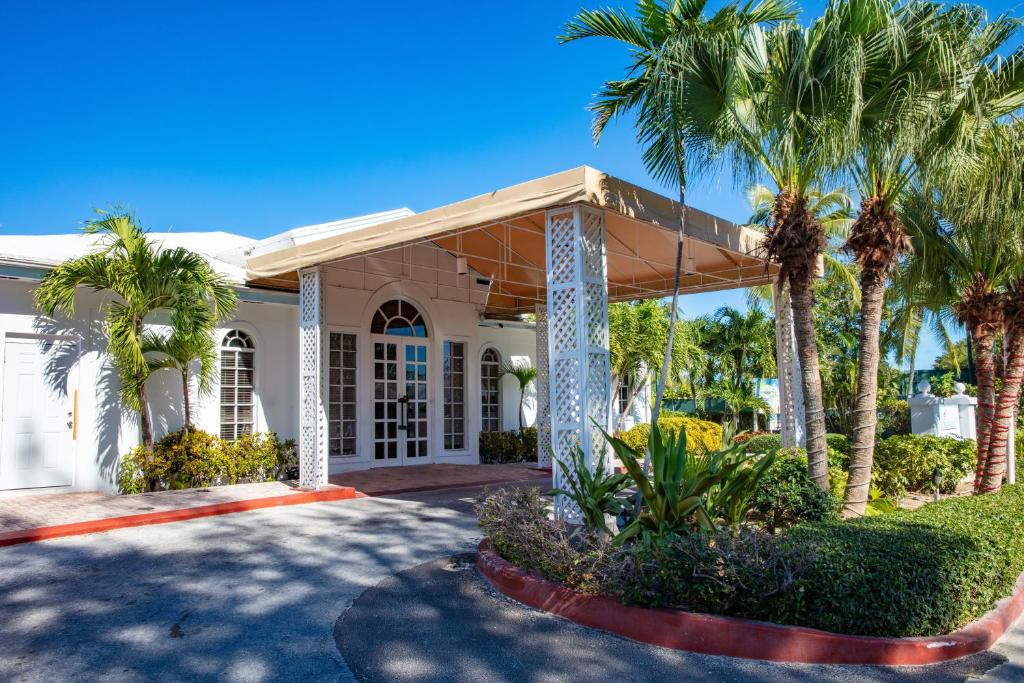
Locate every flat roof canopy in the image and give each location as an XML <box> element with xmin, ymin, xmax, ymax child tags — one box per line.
<box><xmin>246</xmin><ymin>166</ymin><xmax>777</xmax><ymax>316</ymax></box>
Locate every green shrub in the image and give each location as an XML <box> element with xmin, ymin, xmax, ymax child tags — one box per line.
<box><xmin>877</xmin><ymin>398</ymin><xmax>910</xmax><ymax>436</ymax></box>
<box><xmin>750</xmin><ymin>454</ymin><xmax>839</xmax><ymax>532</ymax></box>
<box><xmin>479</xmin><ymin>427</ymin><xmax>537</xmax><ymax>464</ymax></box>
<box><xmin>873</xmin><ymin>434</ymin><xmax>975</xmax><ymax>499</ymax></box>
<box><xmin>775</xmin><ymin>487</ymin><xmax>1024</xmax><ymax>636</ymax></box>
<box><xmin>117</xmin><ymin>428</ymin><xmax>293</xmax><ymax>493</ymax></box>
<box><xmin>619</xmin><ymin>416</ymin><xmax>722</xmax><ymax>456</ymax></box>
<box><xmin>740</xmin><ymin>433</ymin><xmax>780</xmax><ymax>455</ymax></box>
<box><xmin>477</xmin><ymin>484</ymin><xmax>1024</xmax><ymax>638</ymax></box>
<box><xmin>733</xmin><ymin>431</ymin><xmax>771</xmax><ymax>445</ymax></box>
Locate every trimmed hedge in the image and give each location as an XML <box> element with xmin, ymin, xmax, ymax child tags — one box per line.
<box><xmin>619</xmin><ymin>416</ymin><xmax>722</xmax><ymax>455</ymax></box>
<box><xmin>477</xmin><ymin>484</ymin><xmax>1024</xmax><ymax>638</ymax></box>
<box><xmin>776</xmin><ymin>487</ymin><xmax>1024</xmax><ymax>636</ymax></box>
<box><xmin>479</xmin><ymin>427</ymin><xmax>537</xmax><ymax>464</ymax></box>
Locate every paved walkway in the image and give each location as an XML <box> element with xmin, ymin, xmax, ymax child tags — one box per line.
<box><xmin>0</xmin><ymin>463</ymin><xmax>547</xmax><ymax>535</ymax></box>
<box><xmin>329</xmin><ymin>462</ymin><xmax>548</xmax><ymax>495</ymax></box>
<box><xmin>0</xmin><ymin>479</ymin><xmax>1020</xmax><ymax>681</ymax></box>
<box><xmin>0</xmin><ymin>481</ymin><xmax>308</xmax><ymax>534</ymax></box>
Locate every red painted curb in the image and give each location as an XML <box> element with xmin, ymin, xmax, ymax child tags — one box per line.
<box><xmin>0</xmin><ymin>486</ymin><xmax>361</xmax><ymax>548</ymax></box>
<box><xmin>476</xmin><ymin>539</ymin><xmax>1024</xmax><ymax>665</ymax></box>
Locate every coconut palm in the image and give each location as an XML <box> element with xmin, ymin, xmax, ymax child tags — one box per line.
<box><xmin>560</xmin><ymin>0</ymin><xmax>796</xmax><ymax>469</ymax></box>
<box><xmin>841</xmin><ymin>1</ymin><xmax>1023</xmax><ymax>515</ymax></box>
<box><xmin>34</xmin><ymin>210</ymin><xmax>237</xmax><ymax>450</ymax></box>
<box><xmin>143</xmin><ymin>297</ymin><xmax>219</xmax><ymax>429</ymax></box>
<box><xmin>501</xmin><ymin>360</ymin><xmax>538</xmax><ymax>431</ymax></box>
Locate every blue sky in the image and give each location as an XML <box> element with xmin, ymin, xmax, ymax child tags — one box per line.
<box><xmin>2</xmin><ymin>1</ymin><xmax>1018</xmax><ymax>367</ymax></box>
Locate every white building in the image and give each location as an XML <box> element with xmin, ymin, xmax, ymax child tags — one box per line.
<box><xmin>0</xmin><ymin>167</ymin><xmax>775</xmax><ymax>495</ymax></box>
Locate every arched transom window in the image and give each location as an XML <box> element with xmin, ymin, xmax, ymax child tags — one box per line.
<box><xmin>481</xmin><ymin>348</ymin><xmax>502</xmax><ymax>433</ymax></box>
<box><xmin>371</xmin><ymin>299</ymin><xmax>428</xmax><ymax>337</ymax></box>
<box><xmin>220</xmin><ymin>330</ymin><xmax>255</xmax><ymax>440</ymax></box>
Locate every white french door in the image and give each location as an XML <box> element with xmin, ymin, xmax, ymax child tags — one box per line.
<box><xmin>1</xmin><ymin>336</ymin><xmax>77</xmax><ymax>490</ymax></box>
<box><xmin>372</xmin><ymin>339</ymin><xmax>430</xmax><ymax>465</ymax></box>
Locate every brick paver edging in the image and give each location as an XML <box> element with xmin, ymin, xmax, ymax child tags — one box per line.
<box><xmin>0</xmin><ymin>486</ymin><xmax>363</xmax><ymax>547</ymax></box>
<box><xmin>477</xmin><ymin>539</ymin><xmax>1024</xmax><ymax>665</ymax></box>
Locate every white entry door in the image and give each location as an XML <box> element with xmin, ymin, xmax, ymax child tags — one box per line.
<box><xmin>1</xmin><ymin>336</ymin><xmax>77</xmax><ymax>489</ymax></box>
<box><xmin>372</xmin><ymin>340</ymin><xmax>430</xmax><ymax>465</ymax></box>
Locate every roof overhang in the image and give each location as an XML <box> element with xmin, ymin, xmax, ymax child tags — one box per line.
<box><xmin>245</xmin><ymin>166</ymin><xmax>777</xmax><ymax>315</ymax></box>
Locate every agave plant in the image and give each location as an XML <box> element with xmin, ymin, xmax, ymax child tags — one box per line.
<box><xmin>551</xmin><ymin>445</ymin><xmax>632</xmax><ymax>537</ymax></box>
<box><xmin>602</xmin><ymin>422</ymin><xmax>776</xmax><ymax>543</ymax></box>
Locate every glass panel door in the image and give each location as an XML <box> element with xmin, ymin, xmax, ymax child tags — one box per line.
<box><xmin>404</xmin><ymin>343</ymin><xmax>429</xmax><ymax>461</ymax></box>
<box><xmin>374</xmin><ymin>340</ymin><xmax>429</xmax><ymax>463</ymax></box>
<box><xmin>373</xmin><ymin>342</ymin><xmax>399</xmax><ymax>461</ymax></box>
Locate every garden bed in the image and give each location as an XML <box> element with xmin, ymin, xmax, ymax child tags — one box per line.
<box><xmin>477</xmin><ymin>539</ymin><xmax>1024</xmax><ymax>665</ymax></box>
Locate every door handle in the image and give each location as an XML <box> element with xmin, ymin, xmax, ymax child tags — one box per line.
<box><xmin>398</xmin><ymin>395</ymin><xmax>408</xmax><ymax>430</ymax></box>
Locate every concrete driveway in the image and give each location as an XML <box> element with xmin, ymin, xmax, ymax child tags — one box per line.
<box><xmin>0</xmin><ymin>484</ymin><xmax>1015</xmax><ymax>682</ymax></box>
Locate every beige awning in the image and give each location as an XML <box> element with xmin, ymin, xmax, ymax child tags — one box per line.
<box><xmin>246</xmin><ymin>166</ymin><xmax>776</xmax><ymax>315</ymax></box>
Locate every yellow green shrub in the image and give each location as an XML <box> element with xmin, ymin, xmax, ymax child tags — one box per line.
<box><xmin>618</xmin><ymin>416</ymin><xmax>722</xmax><ymax>455</ymax></box>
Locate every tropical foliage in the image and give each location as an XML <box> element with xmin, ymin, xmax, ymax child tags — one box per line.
<box><xmin>34</xmin><ymin>210</ymin><xmax>237</xmax><ymax>453</ymax></box>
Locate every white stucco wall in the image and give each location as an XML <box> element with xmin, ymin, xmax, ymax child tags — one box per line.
<box><xmin>0</xmin><ymin>277</ymin><xmax>299</xmax><ymax>495</ymax></box>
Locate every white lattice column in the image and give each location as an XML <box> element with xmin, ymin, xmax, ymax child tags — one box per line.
<box><xmin>774</xmin><ymin>279</ymin><xmax>805</xmax><ymax>449</ymax></box>
<box><xmin>298</xmin><ymin>267</ymin><xmax>328</xmax><ymax>489</ymax></box>
<box><xmin>545</xmin><ymin>204</ymin><xmax>610</xmax><ymax>521</ymax></box>
<box><xmin>535</xmin><ymin>304</ymin><xmax>552</xmax><ymax>468</ymax></box>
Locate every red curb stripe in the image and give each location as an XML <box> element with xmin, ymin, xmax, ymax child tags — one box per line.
<box><xmin>0</xmin><ymin>486</ymin><xmax>361</xmax><ymax>548</ymax></box>
<box><xmin>476</xmin><ymin>539</ymin><xmax>1024</xmax><ymax>665</ymax></box>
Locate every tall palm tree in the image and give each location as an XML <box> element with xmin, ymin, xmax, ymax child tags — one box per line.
<box><xmin>501</xmin><ymin>360</ymin><xmax>538</xmax><ymax>431</ymax></box>
<box><xmin>842</xmin><ymin>1</ymin><xmax>1022</xmax><ymax>515</ymax></box>
<box><xmin>34</xmin><ymin>210</ymin><xmax>237</xmax><ymax>450</ymax></box>
<box><xmin>561</xmin><ymin>0</ymin><xmax>796</xmax><ymax>472</ymax></box>
<box><xmin>143</xmin><ymin>297</ymin><xmax>219</xmax><ymax>429</ymax></box>
<box><xmin>693</xmin><ymin>12</ymin><xmax>861</xmax><ymax>489</ymax></box>
<box><xmin>904</xmin><ymin>122</ymin><xmax>1024</xmax><ymax>493</ymax></box>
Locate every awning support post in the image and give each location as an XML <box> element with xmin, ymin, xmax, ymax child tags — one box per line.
<box><xmin>298</xmin><ymin>267</ymin><xmax>328</xmax><ymax>489</ymax></box>
<box><xmin>535</xmin><ymin>304</ymin><xmax>552</xmax><ymax>468</ymax></box>
<box><xmin>545</xmin><ymin>204</ymin><xmax>611</xmax><ymax>521</ymax></box>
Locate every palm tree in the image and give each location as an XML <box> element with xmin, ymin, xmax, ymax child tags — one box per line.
<box><xmin>501</xmin><ymin>360</ymin><xmax>538</xmax><ymax>431</ymax></box>
<box><xmin>34</xmin><ymin>210</ymin><xmax>237</xmax><ymax>450</ymax></box>
<box><xmin>143</xmin><ymin>297</ymin><xmax>219</xmax><ymax>429</ymax></box>
<box><xmin>841</xmin><ymin>1</ymin><xmax>1022</xmax><ymax>515</ymax></box>
<box><xmin>694</xmin><ymin>12</ymin><xmax>861</xmax><ymax>489</ymax></box>
<box><xmin>902</xmin><ymin>123</ymin><xmax>1024</xmax><ymax>493</ymax></box>
<box><xmin>609</xmin><ymin>300</ymin><xmax>669</xmax><ymax>430</ymax></box>
<box><xmin>560</xmin><ymin>0</ymin><xmax>796</xmax><ymax>472</ymax></box>
<box><xmin>713</xmin><ymin>306</ymin><xmax>776</xmax><ymax>389</ymax></box>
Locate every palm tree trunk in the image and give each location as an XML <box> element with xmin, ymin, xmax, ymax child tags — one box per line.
<box><xmin>789</xmin><ymin>272</ymin><xmax>830</xmax><ymax>490</ymax></box>
<box><xmin>844</xmin><ymin>267</ymin><xmax>886</xmax><ymax>517</ymax></box>
<box><xmin>181</xmin><ymin>368</ymin><xmax>192</xmax><ymax>430</ymax></box>
<box><xmin>138</xmin><ymin>377</ymin><xmax>153</xmax><ymax>450</ymax></box>
<box><xmin>973</xmin><ymin>328</ymin><xmax>997</xmax><ymax>492</ymax></box>
<box><xmin>980</xmin><ymin>328</ymin><xmax>1024</xmax><ymax>492</ymax></box>
<box><xmin>519</xmin><ymin>388</ymin><xmax>525</xmax><ymax>431</ymax></box>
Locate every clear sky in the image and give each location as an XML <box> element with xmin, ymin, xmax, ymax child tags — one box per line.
<box><xmin>2</xmin><ymin>1</ymin><xmax>1018</xmax><ymax>367</ymax></box>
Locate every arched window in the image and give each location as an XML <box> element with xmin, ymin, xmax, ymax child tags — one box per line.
<box><xmin>220</xmin><ymin>330</ymin><xmax>255</xmax><ymax>440</ymax></box>
<box><xmin>481</xmin><ymin>348</ymin><xmax>502</xmax><ymax>433</ymax></box>
<box><xmin>370</xmin><ymin>299</ymin><xmax>428</xmax><ymax>337</ymax></box>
